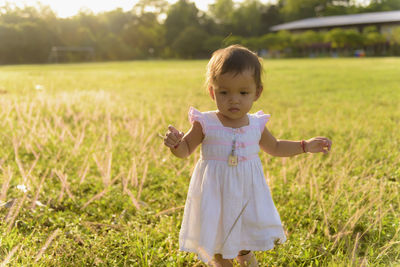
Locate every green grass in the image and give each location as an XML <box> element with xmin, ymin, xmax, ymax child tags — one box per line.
<box><xmin>0</xmin><ymin>58</ymin><xmax>399</xmax><ymax>266</ymax></box>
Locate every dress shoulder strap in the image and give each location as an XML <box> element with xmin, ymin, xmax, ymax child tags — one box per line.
<box><xmin>253</xmin><ymin>110</ymin><xmax>271</xmax><ymax>134</ymax></box>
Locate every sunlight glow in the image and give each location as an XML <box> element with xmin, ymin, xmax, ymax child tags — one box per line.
<box><xmin>0</xmin><ymin>0</ymin><xmax>277</xmax><ymax>18</ymax></box>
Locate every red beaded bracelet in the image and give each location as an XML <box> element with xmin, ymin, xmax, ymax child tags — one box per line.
<box><xmin>174</xmin><ymin>141</ymin><xmax>181</xmax><ymax>149</ymax></box>
<box><xmin>301</xmin><ymin>140</ymin><xmax>306</xmax><ymax>153</ymax></box>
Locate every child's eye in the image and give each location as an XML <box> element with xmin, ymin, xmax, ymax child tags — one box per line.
<box><xmin>240</xmin><ymin>92</ymin><xmax>249</xmax><ymax>95</ymax></box>
<box><xmin>219</xmin><ymin>91</ymin><xmax>227</xmax><ymax>95</ymax></box>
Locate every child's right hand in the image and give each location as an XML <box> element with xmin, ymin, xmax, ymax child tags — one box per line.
<box><xmin>164</xmin><ymin>125</ymin><xmax>184</xmax><ymax>149</ymax></box>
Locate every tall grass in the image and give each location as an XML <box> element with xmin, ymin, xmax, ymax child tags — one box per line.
<box><xmin>0</xmin><ymin>58</ymin><xmax>399</xmax><ymax>266</ymax></box>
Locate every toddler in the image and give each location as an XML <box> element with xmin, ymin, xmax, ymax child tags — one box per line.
<box><xmin>163</xmin><ymin>45</ymin><xmax>332</xmax><ymax>267</ymax></box>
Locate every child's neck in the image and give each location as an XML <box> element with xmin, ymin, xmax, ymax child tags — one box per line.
<box><xmin>216</xmin><ymin>111</ymin><xmax>249</xmax><ymax>128</ymax></box>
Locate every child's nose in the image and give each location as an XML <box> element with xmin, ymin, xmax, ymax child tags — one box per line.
<box><xmin>229</xmin><ymin>94</ymin><xmax>240</xmax><ymax>103</ymax></box>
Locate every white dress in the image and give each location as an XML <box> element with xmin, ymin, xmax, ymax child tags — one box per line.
<box><xmin>179</xmin><ymin>107</ymin><xmax>286</xmax><ymax>263</ymax></box>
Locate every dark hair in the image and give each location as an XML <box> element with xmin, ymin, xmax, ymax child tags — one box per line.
<box><xmin>206</xmin><ymin>45</ymin><xmax>263</xmax><ymax>89</ymax></box>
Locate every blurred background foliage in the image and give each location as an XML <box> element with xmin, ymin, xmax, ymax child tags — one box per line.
<box><xmin>1</xmin><ymin>0</ymin><xmax>400</xmax><ymax>63</ymax></box>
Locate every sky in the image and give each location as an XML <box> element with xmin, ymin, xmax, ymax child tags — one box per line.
<box><xmin>0</xmin><ymin>0</ymin><xmax>278</xmax><ymax>18</ymax></box>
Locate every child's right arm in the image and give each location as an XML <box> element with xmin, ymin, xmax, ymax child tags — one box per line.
<box><xmin>163</xmin><ymin>121</ymin><xmax>204</xmax><ymax>158</ymax></box>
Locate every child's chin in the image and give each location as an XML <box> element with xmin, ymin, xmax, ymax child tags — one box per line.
<box><xmin>227</xmin><ymin>112</ymin><xmax>245</xmax><ymax>119</ymax></box>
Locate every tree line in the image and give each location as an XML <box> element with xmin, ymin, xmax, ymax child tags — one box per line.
<box><xmin>1</xmin><ymin>0</ymin><xmax>400</xmax><ymax>64</ymax></box>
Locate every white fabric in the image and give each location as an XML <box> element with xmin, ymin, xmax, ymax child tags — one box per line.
<box><xmin>179</xmin><ymin>107</ymin><xmax>286</xmax><ymax>263</ymax></box>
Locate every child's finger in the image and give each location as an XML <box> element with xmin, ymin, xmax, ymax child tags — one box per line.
<box><xmin>166</xmin><ymin>132</ymin><xmax>178</xmax><ymax>143</ymax></box>
<box><xmin>168</xmin><ymin>125</ymin><xmax>180</xmax><ymax>135</ymax></box>
<box><xmin>164</xmin><ymin>139</ymin><xmax>178</xmax><ymax>148</ymax></box>
<box><xmin>323</xmin><ymin>139</ymin><xmax>331</xmax><ymax>151</ymax></box>
<box><xmin>165</xmin><ymin>142</ymin><xmax>175</xmax><ymax>148</ymax></box>
<box><xmin>163</xmin><ymin>138</ymin><xmax>172</xmax><ymax>147</ymax></box>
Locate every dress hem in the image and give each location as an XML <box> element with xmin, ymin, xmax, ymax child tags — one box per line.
<box><xmin>180</xmin><ymin>235</ymin><xmax>286</xmax><ymax>263</ymax></box>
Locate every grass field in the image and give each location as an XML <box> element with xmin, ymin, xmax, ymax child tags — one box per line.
<box><xmin>0</xmin><ymin>58</ymin><xmax>399</xmax><ymax>266</ymax></box>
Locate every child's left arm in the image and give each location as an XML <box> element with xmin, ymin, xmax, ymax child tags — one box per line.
<box><xmin>259</xmin><ymin>127</ymin><xmax>332</xmax><ymax>157</ymax></box>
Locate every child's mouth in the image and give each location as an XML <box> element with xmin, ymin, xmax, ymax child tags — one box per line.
<box><xmin>229</xmin><ymin>108</ymin><xmax>240</xmax><ymax>113</ymax></box>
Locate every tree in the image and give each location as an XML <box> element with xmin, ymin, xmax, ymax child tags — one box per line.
<box><xmin>279</xmin><ymin>0</ymin><xmax>354</xmax><ymax>22</ymax></box>
<box><xmin>344</xmin><ymin>29</ymin><xmax>363</xmax><ymax>48</ymax></box>
<box><xmin>325</xmin><ymin>28</ymin><xmax>347</xmax><ymax>48</ymax></box>
<box><xmin>203</xmin><ymin>35</ymin><xmax>225</xmax><ymax>54</ymax></box>
<box><xmin>259</xmin><ymin>33</ymin><xmax>280</xmax><ymax>50</ymax></box>
<box><xmin>164</xmin><ymin>0</ymin><xmax>200</xmax><ymax>46</ymax></box>
<box><xmin>363</xmin><ymin>26</ymin><xmax>385</xmax><ymax>46</ymax></box>
<box><xmin>133</xmin><ymin>0</ymin><xmax>169</xmax><ymax>16</ymax></box>
<box><xmin>122</xmin><ymin>12</ymin><xmax>165</xmax><ymax>58</ymax></box>
<box><xmin>98</xmin><ymin>8</ymin><xmax>132</xmax><ymax>34</ymax></box>
<box><xmin>0</xmin><ymin>23</ymin><xmax>22</xmax><ymax>64</ymax></box>
<box><xmin>292</xmin><ymin>30</ymin><xmax>324</xmax><ymax>50</ymax></box>
<box><xmin>172</xmin><ymin>26</ymin><xmax>208</xmax><ymax>58</ymax></box>
<box><xmin>362</xmin><ymin>0</ymin><xmax>400</xmax><ymax>12</ymax></box>
<box><xmin>260</xmin><ymin>4</ymin><xmax>283</xmax><ymax>33</ymax></box>
<box><xmin>97</xmin><ymin>33</ymin><xmax>132</xmax><ymax>60</ymax></box>
<box><xmin>208</xmin><ymin>0</ymin><xmax>234</xmax><ymax>25</ymax></box>
<box><xmin>279</xmin><ymin>0</ymin><xmax>323</xmax><ymax>22</ymax></box>
<box><xmin>222</xmin><ymin>35</ymin><xmax>246</xmax><ymax>47</ymax></box>
<box><xmin>231</xmin><ymin>0</ymin><xmax>264</xmax><ymax>36</ymax></box>
<box><xmin>259</xmin><ymin>30</ymin><xmax>291</xmax><ymax>51</ymax></box>
<box><xmin>390</xmin><ymin>27</ymin><xmax>400</xmax><ymax>45</ymax></box>
<box><xmin>362</xmin><ymin>26</ymin><xmax>386</xmax><ymax>55</ymax></box>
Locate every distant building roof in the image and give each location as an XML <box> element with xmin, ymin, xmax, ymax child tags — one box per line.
<box><xmin>271</xmin><ymin>10</ymin><xmax>400</xmax><ymax>31</ymax></box>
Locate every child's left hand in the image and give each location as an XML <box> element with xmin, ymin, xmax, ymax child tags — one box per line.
<box><xmin>305</xmin><ymin>137</ymin><xmax>332</xmax><ymax>154</ymax></box>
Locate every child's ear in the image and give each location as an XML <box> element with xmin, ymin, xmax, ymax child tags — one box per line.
<box><xmin>208</xmin><ymin>86</ymin><xmax>215</xmax><ymax>100</ymax></box>
<box><xmin>255</xmin><ymin>86</ymin><xmax>263</xmax><ymax>101</ymax></box>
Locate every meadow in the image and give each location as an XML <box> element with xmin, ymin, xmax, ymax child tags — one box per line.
<box><xmin>0</xmin><ymin>58</ymin><xmax>399</xmax><ymax>266</ymax></box>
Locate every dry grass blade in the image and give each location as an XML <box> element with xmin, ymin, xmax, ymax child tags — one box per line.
<box><xmin>0</xmin><ymin>244</ymin><xmax>21</xmax><ymax>267</ymax></box>
<box><xmin>155</xmin><ymin>205</ymin><xmax>184</xmax><ymax>217</ymax></box>
<box><xmin>129</xmin><ymin>157</ymin><xmax>138</xmax><ymax>187</ymax></box>
<box><xmin>13</xmin><ymin>101</ymin><xmax>26</xmax><ymax>133</ymax></box>
<box><xmin>122</xmin><ymin>173</ymin><xmax>140</xmax><ymax>209</ymax></box>
<box><xmin>4</xmin><ymin>199</ymin><xmax>17</xmax><ymax>222</ymax></box>
<box><xmin>0</xmin><ymin>157</ymin><xmax>5</xmax><ymax>169</ymax></box>
<box><xmin>221</xmin><ymin>199</ymin><xmax>250</xmax><ymax>248</ymax></box>
<box><xmin>0</xmin><ymin>166</ymin><xmax>13</xmax><ymax>202</ymax></box>
<box><xmin>7</xmin><ymin>193</ymin><xmax>28</xmax><ymax>232</ymax></box>
<box><xmin>81</xmin><ymin>174</ymin><xmax>121</xmax><ymax>209</ymax></box>
<box><xmin>313</xmin><ymin>173</ymin><xmax>331</xmax><ymax>238</ymax></box>
<box><xmin>27</xmin><ymin>155</ymin><xmax>39</xmax><ymax>178</ymax></box>
<box><xmin>124</xmin><ymin>188</ymin><xmax>141</xmax><ymax>210</ymax></box>
<box><xmin>79</xmin><ymin>157</ymin><xmax>90</xmax><ymax>185</ymax></box>
<box><xmin>105</xmin><ymin>152</ymin><xmax>112</xmax><ymax>187</ymax></box>
<box><xmin>12</xmin><ymin>138</ymin><xmax>27</xmax><ymax>183</ymax></box>
<box><xmin>43</xmin><ymin>118</ymin><xmax>56</xmax><ymax>137</ymax></box>
<box><xmin>376</xmin><ymin>240</ymin><xmax>400</xmax><ymax>259</ymax></box>
<box><xmin>72</xmin><ymin>121</ymin><xmax>87</xmax><ymax>154</ymax></box>
<box><xmin>137</xmin><ymin>162</ymin><xmax>148</xmax><ymax>201</ymax></box>
<box><xmin>56</xmin><ymin>171</ymin><xmax>74</xmax><ymax>200</ymax></box>
<box><xmin>56</xmin><ymin>117</ymin><xmax>74</xmax><ymax>142</ymax></box>
<box><xmin>30</xmin><ymin>169</ymin><xmax>49</xmax><ymax>210</ymax></box>
<box><xmin>106</xmin><ymin>111</ymin><xmax>113</xmax><ymax>148</ymax></box>
<box><xmin>122</xmin><ymin>175</ymin><xmax>128</xmax><ymax>193</ymax></box>
<box><xmin>81</xmin><ymin>190</ymin><xmax>107</xmax><ymax>210</ymax></box>
<box><xmin>176</xmin><ymin>159</ymin><xmax>191</xmax><ymax>177</ymax></box>
<box><xmin>82</xmin><ymin>221</ymin><xmax>122</xmax><ymax>230</ymax></box>
<box><xmin>351</xmin><ymin>232</ymin><xmax>361</xmax><ymax>266</ymax></box>
<box><xmin>35</xmin><ymin>228</ymin><xmax>61</xmax><ymax>262</ymax></box>
<box><xmin>93</xmin><ymin>152</ymin><xmax>112</xmax><ymax>187</ymax></box>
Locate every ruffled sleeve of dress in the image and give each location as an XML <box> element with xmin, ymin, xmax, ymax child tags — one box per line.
<box><xmin>254</xmin><ymin>110</ymin><xmax>271</xmax><ymax>133</ymax></box>
<box><xmin>188</xmin><ymin>106</ymin><xmax>205</xmax><ymax>134</ymax></box>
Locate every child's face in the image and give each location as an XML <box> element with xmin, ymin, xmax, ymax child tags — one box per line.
<box><xmin>208</xmin><ymin>69</ymin><xmax>262</xmax><ymax>121</ymax></box>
